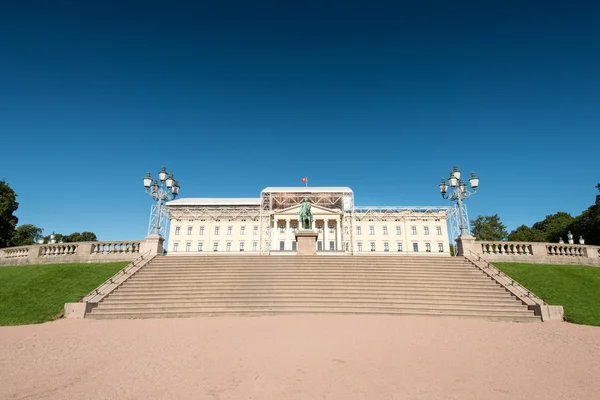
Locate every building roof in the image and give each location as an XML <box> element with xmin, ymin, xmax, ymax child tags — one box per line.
<box><xmin>166</xmin><ymin>198</ymin><xmax>261</xmax><ymax>206</ymax></box>
<box><xmin>261</xmin><ymin>187</ymin><xmax>353</xmax><ymax>194</ymax></box>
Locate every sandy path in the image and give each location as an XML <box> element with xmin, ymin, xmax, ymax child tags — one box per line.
<box><xmin>0</xmin><ymin>315</ymin><xmax>599</xmax><ymax>400</ymax></box>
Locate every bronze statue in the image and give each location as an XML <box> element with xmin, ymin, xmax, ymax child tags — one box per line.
<box><xmin>298</xmin><ymin>197</ymin><xmax>313</xmax><ymax>230</ymax></box>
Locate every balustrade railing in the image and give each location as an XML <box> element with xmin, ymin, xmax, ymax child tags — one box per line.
<box><xmin>479</xmin><ymin>242</ymin><xmax>533</xmax><ymax>256</ymax></box>
<box><xmin>40</xmin><ymin>243</ymin><xmax>78</xmax><ymax>256</ymax></box>
<box><xmin>546</xmin><ymin>244</ymin><xmax>585</xmax><ymax>257</ymax></box>
<box><xmin>92</xmin><ymin>241</ymin><xmax>141</xmax><ymax>254</ymax></box>
<box><xmin>1</xmin><ymin>247</ymin><xmax>29</xmax><ymax>259</ymax></box>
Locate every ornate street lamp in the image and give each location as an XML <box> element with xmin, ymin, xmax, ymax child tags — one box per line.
<box><xmin>439</xmin><ymin>165</ymin><xmax>479</xmax><ymax>237</ymax></box>
<box><xmin>144</xmin><ymin>167</ymin><xmax>180</xmax><ymax>236</ymax></box>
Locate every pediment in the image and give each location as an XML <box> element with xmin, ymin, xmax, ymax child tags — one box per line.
<box><xmin>275</xmin><ymin>204</ymin><xmax>341</xmax><ymax>216</ymax></box>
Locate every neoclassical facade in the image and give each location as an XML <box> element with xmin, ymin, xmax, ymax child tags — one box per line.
<box><xmin>166</xmin><ymin>187</ymin><xmax>450</xmax><ymax>255</ymax></box>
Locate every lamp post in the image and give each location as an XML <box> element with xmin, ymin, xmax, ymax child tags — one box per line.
<box><xmin>439</xmin><ymin>165</ymin><xmax>479</xmax><ymax>237</ymax></box>
<box><xmin>143</xmin><ymin>167</ymin><xmax>180</xmax><ymax>236</ymax></box>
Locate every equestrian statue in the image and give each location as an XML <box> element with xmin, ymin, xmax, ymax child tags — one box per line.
<box><xmin>298</xmin><ymin>197</ymin><xmax>313</xmax><ymax>230</ymax></box>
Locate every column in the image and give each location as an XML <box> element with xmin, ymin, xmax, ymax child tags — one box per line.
<box><xmin>273</xmin><ymin>218</ymin><xmax>278</xmax><ymax>251</ymax></box>
<box><xmin>324</xmin><ymin>219</ymin><xmax>329</xmax><ymax>251</ymax></box>
<box><xmin>311</xmin><ymin>218</ymin><xmax>316</xmax><ymax>230</ymax></box>
<box><xmin>285</xmin><ymin>219</ymin><xmax>291</xmax><ymax>250</ymax></box>
<box><xmin>336</xmin><ymin>217</ymin><xmax>341</xmax><ymax>251</ymax></box>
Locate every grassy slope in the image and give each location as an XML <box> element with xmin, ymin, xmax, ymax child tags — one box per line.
<box><xmin>494</xmin><ymin>262</ymin><xmax>600</xmax><ymax>326</ymax></box>
<box><xmin>0</xmin><ymin>261</ymin><xmax>129</xmax><ymax>326</ymax></box>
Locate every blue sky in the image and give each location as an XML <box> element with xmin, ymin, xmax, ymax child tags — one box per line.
<box><xmin>1</xmin><ymin>1</ymin><xmax>599</xmax><ymax>241</ymax></box>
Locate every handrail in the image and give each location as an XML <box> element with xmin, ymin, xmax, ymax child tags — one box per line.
<box><xmin>81</xmin><ymin>250</ymin><xmax>154</xmax><ymax>303</ymax></box>
<box><xmin>466</xmin><ymin>250</ymin><xmax>546</xmax><ymax>306</ymax></box>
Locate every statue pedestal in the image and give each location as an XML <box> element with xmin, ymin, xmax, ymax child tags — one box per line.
<box><xmin>295</xmin><ymin>230</ymin><xmax>319</xmax><ymax>255</ymax></box>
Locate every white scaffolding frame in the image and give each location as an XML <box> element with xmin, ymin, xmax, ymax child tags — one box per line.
<box><xmin>446</xmin><ymin>203</ymin><xmax>469</xmax><ymax>254</ymax></box>
<box><xmin>148</xmin><ymin>204</ymin><xmax>169</xmax><ymax>239</ymax></box>
<box><xmin>260</xmin><ymin>189</ymin><xmax>355</xmax><ymax>255</ymax></box>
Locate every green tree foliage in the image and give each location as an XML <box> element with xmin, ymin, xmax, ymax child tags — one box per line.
<box><xmin>567</xmin><ymin>184</ymin><xmax>600</xmax><ymax>245</ymax></box>
<box><xmin>0</xmin><ymin>180</ymin><xmax>19</xmax><ymax>248</ymax></box>
<box><xmin>43</xmin><ymin>231</ymin><xmax>98</xmax><ymax>243</ymax></box>
<box><xmin>470</xmin><ymin>214</ymin><xmax>508</xmax><ymax>241</ymax></box>
<box><xmin>507</xmin><ymin>224</ymin><xmax>546</xmax><ymax>242</ymax></box>
<box><xmin>531</xmin><ymin>212</ymin><xmax>574</xmax><ymax>243</ymax></box>
<box><xmin>10</xmin><ymin>224</ymin><xmax>44</xmax><ymax>246</ymax></box>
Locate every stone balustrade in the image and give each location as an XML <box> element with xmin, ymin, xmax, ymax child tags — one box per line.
<box><xmin>0</xmin><ymin>236</ymin><xmax>163</xmax><ymax>266</ymax></box>
<box><xmin>457</xmin><ymin>235</ymin><xmax>600</xmax><ymax>266</ymax></box>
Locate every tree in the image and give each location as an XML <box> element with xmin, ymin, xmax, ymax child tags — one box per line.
<box><xmin>567</xmin><ymin>183</ymin><xmax>600</xmax><ymax>245</ymax></box>
<box><xmin>10</xmin><ymin>224</ymin><xmax>44</xmax><ymax>246</ymax></box>
<box><xmin>80</xmin><ymin>231</ymin><xmax>98</xmax><ymax>241</ymax></box>
<box><xmin>531</xmin><ymin>212</ymin><xmax>574</xmax><ymax>243</ymax></box>
<box><xmin>507</xmin><ymin>224</ymin><xmax>545</xmax><ymax>242</ymax></box>
<box><xmin>0</xmin><ymin>180</ymin><xmax>19</xmax><ymax>248</ymax></box>
<box><xmin>470</xmin><ymin>214</ymin><xmax>508</xmax><ymax>241</ymax></box>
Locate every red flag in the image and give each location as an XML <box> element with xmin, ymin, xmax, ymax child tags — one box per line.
<box><xmin>301</xmin><ymin>177</ymin><xmax>307</xmax><ymax>183</ymax></box>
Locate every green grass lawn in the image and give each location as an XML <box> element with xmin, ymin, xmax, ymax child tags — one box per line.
<box><xmin>494</xmin><ymin>262</ymin><xmax>600</xmax><ymax>326</ymax></box>
<box><xmin>0</xmin><ymin>261</ymin><xmax>129</xmax><ymax>326</ymax></box>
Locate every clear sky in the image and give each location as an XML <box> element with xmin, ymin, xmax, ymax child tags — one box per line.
<box><xmin>1</xmin><ymin>0</ymin><xmax>599</xmax><ymax>241</ymax></box>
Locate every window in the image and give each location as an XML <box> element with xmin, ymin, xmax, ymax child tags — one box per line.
<box><xmin>384</xmin><ymin>242</ymin><xmax>389</xmax><ymax>252</ymax></box>
<box><xmin>357</xmin><ymin>242</ymin><xmax>363</xmax><ymax>252</ymax></box>
<box><xmin>198</xmin><ymin>242</ymin><xmax>204</xmax><ymax>252</ymax></box>
<box><xmin>317</xmin><ymin>225</ymin><xmax>322</xmax><ymax>233</ymax></box>
<box><xmin>240</xmin><ymin>242</ymin><xmax>245</xmax><ymax>251</ymax></box>
<box><xmin>369</xmin><ymin>226</ymin><xmax>375</xmax><ymax>235</ymax></box>
<box><xmin>329</xmin><ymin>225</ymin><xmax>334</xmax><ymax>233</ymax></box>
<box><xmin>436</xmin><ymin>226</ymin><xmax>442</xmax><ymax>235</ymax></box>
<box><xmin>344</xmin><ymin>226</ymin><xmax>349</xmax><ymax>234</ymax></box>
<box><xmin>317</xmin><ymin>241</ymin><xmax>323</xmax><ymax>251</ymax></box>
<box><xmin>438</xmin><ymin>243</ymin><xmax>444</xmax><ymax>252</ymax></box>
<box><xmin>252</xmin><ymin>242</ymin><xmax>258</xmax><ymax>252</ymax></box>
<box><xmin>240</xmin><ymin>226</ymin><xmax>246</xmax><ymax>235</ymax></box>
<box><xmin>411</xmin><ymin>226</ymin><xmax>417</xmax><ymax>235</ymax></box>
<box><xmin>214</xmin><ymin>226</ymin><xmax>220</xmax><ymax>235</ymax></box>
<box><xmin>413</xmin><ymin>243</ymin><xmax>419</xmax><ymax>252</ymax></box>
<box><xmin>425</xmin><ymin>243</ymin><xmax>431</xmax><ymax>252</ymax></box>
<box><xmin>173</xmin><ymin>243</ymin><xmax>179</xmax><ymax>252</ymax></box>
<box><xmin>424</xmin><ymin>226</ymin><xmax>430</xmax><ymax>235</ymax></box>
<box><xmin>292</xmin><ymin>241</ymin><xmax>297</xmax><ymax>251</ymax></box>
<box><xmin>345</xmin><ymin>242</ymin><xmax>349</xmax><ymax>252</ymax></box>
<box><xmin>397</xmin><ymin>242</ymin><xmax>403</xmax><ymax>252</ymax></box>
<box><xmin>199</xmin><ymin>226</ymin><xmax>205</xmax><ymax>235</ymax></box>
<box><xmin>382</xmin><ymin>226</ymin><xmax>388</xmax><ymax>235</ymax></box>
<box><xmin>187</xmin><ymin>226</ymin><xmax>193</xmax><ymax>235</ymax></box>
<box><xmin>226</xmin><ymin>242</ymin><xmax>232</xmax><ymax>252</ymax></box>
<box><xmin>370</xmin><ymin>242</ymin><xmax>376</xmax><ymax>252</ymax></box>
<box><xmin>227</xmin><ymin>226</ymin><xmax>233</xmax><ymax>235</ymax></box>
<box><xmin>280</xmin><ymin>241</ymin><xmax>285</xmax><ymax>251</ymax></box>
<box><xmin>396</xmin><ymin>226</ymin><xmax>402</xmax><ymax>235</ymax></box>
<box><xmin>329</xmin><ymin>241</ymin><xmax>335</xmax><ymax>251</ymax></box>
<box><xmin>185</xmin><ymin>242</ymin><xmax>191</xmax><ymax>252</ymax></box>
<box><xmin>213</xmin><ymin>242</ymin><xmax>219</xmax><ymax>252</ymax></box>
<box><xmin>253</xmin><ymin>226</ymin><xmax>258</xmax><ymax>235</ymax></box>
<box><xmin>175</xmin><ymin>226</ymin><xmax>181</xmax><ymax>235</ymax></box>
<box><xmin>292</xmin><ymin>225</ymin><xmax>297</xmax><ymax>233</ymax></box>
<box><xmin>279</xmin><ymin>225</ymin><xmax>285</xmax><ymax>233</ymax></box>
<box><xmin>356</xmin><ymin>226</ymin><xmax>362</xmax><ymax>235</ymax></box>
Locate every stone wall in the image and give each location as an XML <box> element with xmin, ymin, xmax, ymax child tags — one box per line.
<box><xmin>0</xmin><ymin>236</ymin><xmax>164</xmax><ymax>266</ymax></box>
<box><xmin>456</xmin><ymin>235</ymin><xmax>600</xmax><ymax>266</ymax></box>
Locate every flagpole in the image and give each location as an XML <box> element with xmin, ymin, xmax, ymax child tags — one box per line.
<box><xmin>306</xmin><ymin>177</ymin><xmax>308</xmax><ymax>187</ymax></box>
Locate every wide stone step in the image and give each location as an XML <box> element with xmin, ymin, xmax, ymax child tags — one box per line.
<box><xmin>137</xmin><ymin>269</ymin><xmax>482</xmax><ymax>276</ymax></box>
<box><xmin>107</xmin><ymin>290</ymin><xmax>515</xmax><ymax>303</ymax></box>
<box><xmin>98</xmin><ymin>297</ymin><xmax>526</xmax><ymax>309</ymax></box>
<box><xmin>113</xmin><ymin>286</ymin><xmax>511</xmax><ymax>297</ymax></box>
<box><xmin>147</xmin><ymin>262</ymin><xmax>470</xmax><ymax>268</ymax></box>
<box><xmin>87</xmin><ymin>307</ymin><xmax>539</xmax><ymax>322</ymax></box>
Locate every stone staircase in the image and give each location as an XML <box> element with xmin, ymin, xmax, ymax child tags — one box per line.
<box><xmin>86</xmin><ymin>255</ymin><xmax>541</xmax><ymax>322</ymax></box>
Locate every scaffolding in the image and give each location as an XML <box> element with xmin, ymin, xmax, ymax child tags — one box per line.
<box><xmin>147</xmin><ymin>204</ymin><xmax>169</xmax><ymax>239</ymax></box>
<box><xmin>446</xmin><ymin>202</ymin><xmax>470</xmax><ymax>255</ymax></box>
<box><xmin>260</xmin><ymin>188</ymin><xmax>355</xmax><ymax>255</ymax></box>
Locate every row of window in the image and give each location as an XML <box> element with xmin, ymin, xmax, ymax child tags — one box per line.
<box><xmin>174</xmin><ymin>225</ymin><xmax>444</xmax><ymax>236</ymax></box>
<box><xmin>172</xmin><ymin>241</ymin><xmax>444</xmax><ymax>253</ymax></box>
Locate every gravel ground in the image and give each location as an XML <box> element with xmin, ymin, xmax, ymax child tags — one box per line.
<box><xmin>0</xmin><ymin>315</ymin><xmax>599</xmax><ymax>400</ymax></box>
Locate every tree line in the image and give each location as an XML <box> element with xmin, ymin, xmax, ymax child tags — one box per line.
<box><xmin>0</xmin><ymin>180</ymin><xmax>97</xmax><ymax>248</ymax></box>
<box><xmin>471</xmin><ymin>183</ymin><xmax>600</xmax><ymax>245</ymax></box>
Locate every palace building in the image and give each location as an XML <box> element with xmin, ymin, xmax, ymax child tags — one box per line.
<box><xmin>165</xmin><ymin>187</ymin><xmax>451</xmax><ymax>255</ymax></box>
